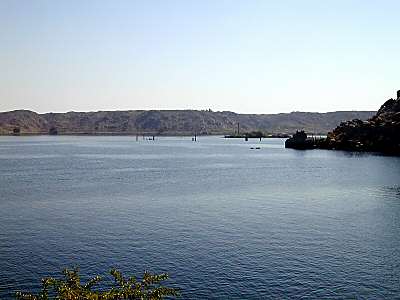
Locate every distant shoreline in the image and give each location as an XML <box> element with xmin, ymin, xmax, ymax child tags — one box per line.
<box><xmin>0</xmin><ymin>109</ymin><xmax>375</xmax><ymax>137</ymax></box>
<box><xmin>1</xmin><ymin>132</ymin><xmax>290</xmax><ymax>138</ymax></box>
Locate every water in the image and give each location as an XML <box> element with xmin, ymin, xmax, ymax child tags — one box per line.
<box><xmin>1</xmin><ymin>136</ymin><xmax>400</xmax><ymax>299</ymax></box>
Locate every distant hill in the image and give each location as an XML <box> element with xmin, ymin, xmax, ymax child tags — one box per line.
<box><xmin>0</xmin><ymin>109</ymin><xmax>375</xmax><ymax>136</ymax></box>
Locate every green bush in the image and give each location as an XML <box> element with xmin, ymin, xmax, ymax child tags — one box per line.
<box><xmin>16</xmin><ymin>267</ymin><xmax>179</xmax><ymax>300</ymax></box>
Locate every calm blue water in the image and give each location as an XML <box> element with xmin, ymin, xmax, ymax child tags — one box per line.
<box><xmin>1</xmin><ymin>136</ymin><xmax>400</xmax><ymax>299</ymax></box>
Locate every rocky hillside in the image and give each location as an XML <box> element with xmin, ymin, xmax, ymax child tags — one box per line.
<box><xmin>322</xmin><ymin>91</ymin><xmax>400</xmax><ymax>154</ymax></box>
<box><xmin>0</xmin><ymin>109</ymin><xmax>374</xmax><ymax>136</ymax></box>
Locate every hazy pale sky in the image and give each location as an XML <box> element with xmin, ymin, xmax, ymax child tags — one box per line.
<box><xmin>1</xmin><ymin>0</ymin><xmax>399</xmax><ymax>114</ymax></box>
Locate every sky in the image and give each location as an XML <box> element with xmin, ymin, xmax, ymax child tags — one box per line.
<box><xmin>1</xmin><ymin>0</ymin><xmax>399</xmax><ymax>114</ymax></box>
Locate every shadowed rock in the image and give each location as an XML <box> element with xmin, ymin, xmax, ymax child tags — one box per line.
<box><xmin>285</xmin><ymin>130</ymin><xmax>321</xmax><ymax>149</ymax></box>
<box><xmin>317</xmin><ymin>90</ymin><xmax>400</xmax><ymax>155</ymax></box>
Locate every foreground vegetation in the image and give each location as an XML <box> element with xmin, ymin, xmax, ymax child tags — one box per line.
<box><xmin>16</xmin><ymin>268</ymin><xmax>179</xmax><ymax>300</ymax></box>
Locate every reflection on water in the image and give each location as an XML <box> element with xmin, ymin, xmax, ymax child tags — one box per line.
<box><xmin>0</xmin><ymin>136</ymin><xmax>400</xmax><ymax>299</ymax></box>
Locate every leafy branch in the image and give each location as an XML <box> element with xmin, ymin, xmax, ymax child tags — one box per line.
<box><xmin>16</xmin><ymin>267</ymin><xmax>179</xmax><ymax>300</ymax></box>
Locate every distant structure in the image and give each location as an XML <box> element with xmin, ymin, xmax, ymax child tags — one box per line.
<box><xmin>12</xmin><ymin>127</ymin><xmax>20</xmax><ymax>136</ymax></box>
<box><xmin>397</xmin><ymin>90</ymin><xmax>400</xmax><ymax>99</ymax></box>
<box><xmin>49</xmin><ymin>127</ymin><xmax>58</xmax><ymax>135</ymax></box>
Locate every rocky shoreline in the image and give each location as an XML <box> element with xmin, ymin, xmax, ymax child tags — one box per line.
<box><xmin>286</xmin><ymin>90</ymin><xmax>400</xmax><ymax>156</ymax></box>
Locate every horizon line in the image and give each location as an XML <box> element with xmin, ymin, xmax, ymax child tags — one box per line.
<box><xmin>1</xmin><ymin>108</ymin><xmax>377</xmax><ymax>115</ymax></box>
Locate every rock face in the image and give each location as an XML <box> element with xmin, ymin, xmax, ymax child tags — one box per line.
<box><xmin>285</xmin><ymin>130</ymin><xmax>318</xmax><ymax>149</ymax></box>
<box><xmin>0</xmin><ymin>109</ymin><xmax>374</xmax><ymax>136</ymax></box>
<box><xmin>320</xmin><ymin>91</ymin><xmax>400</xmax><ymax>155</ymax></box>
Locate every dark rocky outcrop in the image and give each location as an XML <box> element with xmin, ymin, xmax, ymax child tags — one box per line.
<box><xmin>317</xmin><ymin>90</ymin><xmax>400</xmax><ymax>155</ymax></box>
<box><xmin>285</xmin><ymin>130</ymin><xmax>324</xmax><ymax>150</ymax></box>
